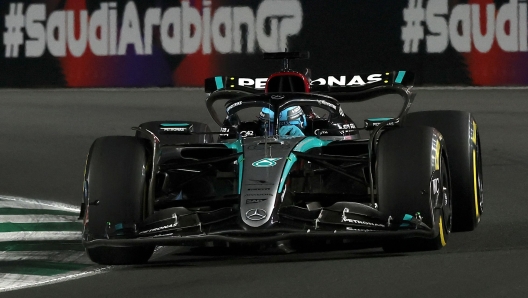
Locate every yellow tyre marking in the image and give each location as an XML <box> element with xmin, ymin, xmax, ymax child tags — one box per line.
<box><xmin>472</xmin><ymin>121</ymin><xmax>477</xmax><ymax>145</ymax></box>
<box><xmin>435</xmin><ymin>140</ymin><xmax>440</xmax><ymax>170</ymax></box>
<box><xmin>439</xmin><ymin>215</ymin><xmax>446</xmax><ymax>246</ymax></box>
<box><xmin>473</xmin><ymin>149</ymin><xmax>480</xmax><ymax>218</ymax></box>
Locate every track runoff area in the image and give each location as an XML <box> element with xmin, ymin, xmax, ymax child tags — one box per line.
<box><xmin>0</xmin><ymin>86</ymin><xmax>525</xmax><ymax>294</ymax></box>
<box><xmin>0</xmin><ymin>196</ymin><xmax>106</xmax><ymax>292</ymax></box>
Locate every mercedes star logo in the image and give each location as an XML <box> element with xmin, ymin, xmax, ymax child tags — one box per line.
<box><xmin>245</xmin><ymin>208</ymin><xmax>267</xmax><ymax>221</ymax></box>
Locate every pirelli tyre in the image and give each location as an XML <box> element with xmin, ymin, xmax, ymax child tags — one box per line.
<box><xmin>377</xmin><ymin>126</ymin><xmax>451</xmax><ymax>252</ymax></box>
<box><xmin>82</xmin><ymin>136</ymin><xmax>154</xmax><ymax>265</ymax></box>
<box><xmin>404</xmin><ymin>110</ymin><xmax>483</xmax><ymax>232</ymax></box>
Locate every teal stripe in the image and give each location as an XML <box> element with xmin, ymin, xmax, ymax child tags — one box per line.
<box><xmin>0</xmin><ymin>261</ymin><xmax>91</xmax><ymax>276</ymax></box>
<box><xmin>400</xmin><ymin>213</ymin><xmax>414</xmax><ymax>227</ymax></box>
<box><xmin>215</xmin><ymin>76</ymin><xmax>224</xmax><ymax>89</ymax></box>
<box><xmin>403</xmin><ymin>214</ymin><xmax>413</xmax><ymax>221</ymax></box>
<box><xmin>395</xmin><ymin>71</ymin><xmax>406</xmax><ymax>84</ymax></box>
<box><xmin>0</xmin><ymin>241</ymin><xmax>84</xmax><ymax>252</ymax></box>
<box><xmin>368</xmin><ymin>118</ymin><xmax>393</xmax><ymax>122</ymax></box>
<box><xmin>293</xmin><ymin>137</ymin><xmax>332</xmax><ymax>153</ymax></box>
<box><xmin>0</xmin><ymin>222</ymin><xmax>83</xmax><ymax>232</ymax></box>
<box><xmin>0</xmin><ymin>208</ymin><xmax>78</xmax><ymax>216</ymax></box>
<box><xmin>160</xmin><ymin>123</ymin><xmax>189</xmax><ymax>127</ymax></box>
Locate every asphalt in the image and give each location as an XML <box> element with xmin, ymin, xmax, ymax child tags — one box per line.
<box><xmin>1</xmin><ymin>88</ymin><xmax>528</xmax><ymax>297</ymax></box>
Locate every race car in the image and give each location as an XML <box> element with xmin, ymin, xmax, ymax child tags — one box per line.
<box><xmin>80</xmin><ymin>52</ymin><xmax>483</xmax><ymax>265</ymax></box>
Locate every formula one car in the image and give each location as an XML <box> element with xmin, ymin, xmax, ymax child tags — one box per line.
<box><xmin>80</xmin><ymin>52</ymin><xmax>483</xmax><ymax>265</ymax></box>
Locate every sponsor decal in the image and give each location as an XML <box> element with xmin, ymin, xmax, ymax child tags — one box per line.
<box><xmin>341</xmin><ymin>208</ymin><xmax>385</xmax><ymax>227</ymax></box>
<box><xmin>138</xmin><ymin>223</ymin><xmax>178</xmax><ymax>235</ymax></box>
<box><xmin>160</xmin><ymin>127</ymin><xmax>186</xmax><ymax>132</ymax></box>
<box><xmin>313</xmin><ymin>129</ymin><xmax>329</xmax><ymax>136</ymax></box>
<box><xmin>238</xmin><ymin>74</ymin><xmax>383</xmax><ymax>89</ymax></box>
<box><xmin>3</xmin><ymin>0</ymin><xmax>303</xmax><ymax>58</ymax></box>
<box><xmin>239</xmin><ymin>130</ymin><xmax>254</xmax><ymax>137</ymax></box>
<box><xmin>336</xmin><ymin>123</ymin><xmax>356</xmax><ymax>135</ymax></box>
<box><xmin>317</xmin><ymin>100</ymin><xmax>337</xmax><ymax>110</ymax></box>
<box><xmin>226</xmin><ymin>101</ymin><xmax>242</xmax><ymax>113</ymax></box>
<box><xmin>271</xmin><ymin>95</ymin><xmax>285</xmax><ymax>99</ymax></box>
<box><xmin>246</xmin><ymin>198</ymin><xmax>267</xmax><ymax>204</ymax></box>
<box><xmin>220</xmin><ymin>127</ymin><xmax>230</xmax><ymax>137</ymax></box>
<box><xmin>244</xmin><ymin>193</ymin><xmax>272</xmax><ymax>196</ymax></box>
<box><xmin>160</xmin><ymin>123</ymin><xmax>192</xmax><ymax>133</ymax></box>
<box><xmin>345</xmin><ymin>227</ymin><xmax>378</xmax><ymax>232</ymax></box>
<box><xmin>339</xmin><ymin>107</ymin><xmax>346</xmax><ymax>117</ymax></box>
<box><xmin>239</xmin><ymin>78</ymin><xmax>268</xmax><ymax>89</ymax></box>
<box><xmin>401</xmin><ymin>0</ymin><xmax>528</xmax><ymax>54</ymax></box>
<box><xmin>311</xmin><ymin>74</ymin><xmax>382</xmax><ymax>86</ymax></box>
<box><xmin>245</xmin><ymin>208</ymin><xmax>267</xmax><ymax>221</ymax></box>
<box><xmin>252</xmin><ymin>157</ymin><xmax>282</xmax><ymax>167</ymax></box>
<box><xmin>247</xmin><ymin>188</ymin><xmax>271</xmax><ymax>191</ymax></box>
<box><xmin>431</xmin><ymin>178</ymin><xmax>440</xmax><ymax>196</ymax></box>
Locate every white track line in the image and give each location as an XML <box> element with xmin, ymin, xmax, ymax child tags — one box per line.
<box><xmin>0</xmin><ymin>215</ymin><xmax>80</xmax><ymax>223</ymax></box>
<box><xmin>0</xmin><ymin>195</ymin><xmax>109</xmax><ymax>293</ymax></box>
<box><xmin>0</xmin><ymin>196</ymin><xmax>80</xmax><ymax>213</ymax></box>
<box><xmin>0</xmin><ymin>267</ymin><xmax>112</xmax><ymax>293</ymax></box>
<box><xmin>0</xmin><ymin>251</ymin><xmax>89</xmax><ymax>263</ymax></box>
<box><xmin>0</xmin><ymin>231</ymin><xmax>82</xmax><ymax>242</ymax></box>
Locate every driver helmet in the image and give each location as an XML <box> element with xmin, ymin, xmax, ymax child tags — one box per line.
<box><xmin>259</xmin><ymin>106</ymin><xmax>306</xmax><ymax>135</ymax></box>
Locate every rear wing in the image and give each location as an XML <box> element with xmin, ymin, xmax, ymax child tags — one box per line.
<box><xmin>204</xmin><ymin>71</ymin><xmax>414</xmax><ymax>94</ymax></box>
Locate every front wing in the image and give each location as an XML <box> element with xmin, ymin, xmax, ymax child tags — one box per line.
<box><xmin>83</xmin><ymin>203</ymin><xmax>435</xmax><ymax>249</ymax></box>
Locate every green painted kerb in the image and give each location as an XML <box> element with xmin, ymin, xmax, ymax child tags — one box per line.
<box><xmin>0</xmin><ymin>261</ymin><xmax>91</xmax><ymax>276</ymax></box>
<box><xmin>0</xmin><ymin>222</ymin><xmax>83</xmax><ymax>232</ymax></box>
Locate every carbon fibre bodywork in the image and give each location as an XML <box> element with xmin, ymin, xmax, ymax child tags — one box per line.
<box><xmin>82</xmin><ymin>66</ymin><xmax>451</xmax><ymax>252</ymax></box>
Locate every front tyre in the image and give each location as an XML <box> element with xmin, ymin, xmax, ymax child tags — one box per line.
<box><xmin>405</xmin><ymin>111</ymin><xmax>483</xmax><ymax>232</ymax></box>
<box><xmin>82</xmin><ymin>136</ymin><xmax>154</xmax><ymax>265</ymax></box>
<box><xmin>376</xmin><ymin>126</ymin><xmax>451</xmax><ymax>252</ymax></box>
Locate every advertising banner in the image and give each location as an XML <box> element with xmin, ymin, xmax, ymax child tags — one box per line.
<box><xmin>0</xmin><ymin>0</ymin><xmax>526</xmax><ymax>87</ymax></box>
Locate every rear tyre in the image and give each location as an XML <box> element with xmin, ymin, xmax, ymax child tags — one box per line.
<box><xmin>376</xmin><ymin>127</ymin><xmax>451</xmax><ymax>252</ymax></box>
<box><xmin>405</xmin><ymin>111</ymin><xmax>483</xmax><ymax>232</ymax></box>
<box><xmin>83</xmin><ymin>136</ymin><xmax>154</xmax><ymax>265</ymax></box>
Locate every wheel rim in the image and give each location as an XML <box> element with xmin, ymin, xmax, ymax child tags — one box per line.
<box><xmin>441</xmin><ymin>155</ymin><xmax>452</xmax><ymax>234</ymax></box>
<box><xmin>476</xmin><ymin>133</ymin><xmax>484</xmax><ymax>215</ymax></box>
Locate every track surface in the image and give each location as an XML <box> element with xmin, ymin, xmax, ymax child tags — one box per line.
<box><xmin>0</xmin><ymin>88</ymin><xmax>527</xmax><ymax>297</ymax></box>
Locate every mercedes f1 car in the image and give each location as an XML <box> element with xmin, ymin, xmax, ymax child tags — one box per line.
<box><xmin>80</xmin><ymin>52</ymin><xmax>483</xmax><ymax>265</ymax></box>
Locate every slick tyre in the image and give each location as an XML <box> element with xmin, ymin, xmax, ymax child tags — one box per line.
<box><xmin>376</xmin><ymin>126</ymin><xmax>451</xmax><ymax>252</ymax></box>
<box><xmin>83</xmin><ymin>136</ymin><xmax>154</xmax><ymax>265</ymax></box>
<box><xmin>405</xmin><ymin>111</ymin><xmax>483</xmax><ymax>232</ymax></box>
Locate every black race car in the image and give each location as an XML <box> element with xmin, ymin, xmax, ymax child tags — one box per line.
<box><xmin>80</xmin><ymin>52</ymin><xmax>483</xmax><ymax>265</ymax></box>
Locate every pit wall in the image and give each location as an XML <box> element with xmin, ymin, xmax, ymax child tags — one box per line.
<box><xmin>1</xmin><ymin>0</ymin><xmax>526</xmax><ymax>87</ymax></box>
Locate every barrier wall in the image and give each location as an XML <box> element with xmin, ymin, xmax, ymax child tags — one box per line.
<box><xmin>1</xmin><ymin>0</ymin><xmax>526</xmax><ymax>87</ymax></box>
